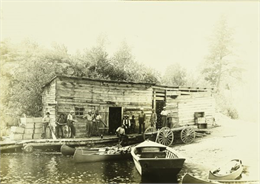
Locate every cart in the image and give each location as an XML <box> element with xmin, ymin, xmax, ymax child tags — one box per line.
<box><xmin>143</xmin><ymin>125</ymin><xmax>196</xmax><ymax>146</ymax></box>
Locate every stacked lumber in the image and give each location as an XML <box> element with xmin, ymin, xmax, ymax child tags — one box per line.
<box><xmin>11</xmin><ymin>117</ymin><xmax>45</xmax><ymax>140</ymax></box>
<box><xmin>9</xmin><ymin>126</ymin><xmax>25</xmax><ymax>140</ymax></box>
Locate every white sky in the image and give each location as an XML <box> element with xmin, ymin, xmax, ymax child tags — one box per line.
<box><xmin>0</xmin><ymin>1</ymin><xmax>259</xmax><ymax>121</ymax></box>
<box><xmin>1</xmin><ymin>1</ymin><xmax>258</xmax><ymax>74</ymax></box>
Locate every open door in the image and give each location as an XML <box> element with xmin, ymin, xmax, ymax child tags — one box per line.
<box><xmin>156</xmin><ymin>100</ymin><xmax>165</xmax><ymax>129</ymax></box>
<box><xmin>108</xmin><ymin>107</ymin><xmax>122</xmax><ymax>134</ymax></box>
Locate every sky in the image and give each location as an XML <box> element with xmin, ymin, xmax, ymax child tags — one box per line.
<box><xmin>0</xmin><ymin>0</ymin><xmax>259</xmax><ymax>121</ymax></box>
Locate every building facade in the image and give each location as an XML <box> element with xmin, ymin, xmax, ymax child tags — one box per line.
<box><xmin>42</xmin><ymin>76</ymin><xmax>215</xmax><ymax>137</ymax></box>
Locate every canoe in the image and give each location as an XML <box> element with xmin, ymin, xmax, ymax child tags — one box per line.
<box><xmin>73</xmin><ymin>146</ymin><xmax>132</xmax><ymax>163</ymax></box>
<box><xmin>182</xmin><ymin>173</ymin><xmax>220</xmax><ymax>184</ymax></box>
<box><xmin>60</xmin><ymin>144</ymin><xmax>76</xmax><ymax>155</ymax></box>
<box><xmin>131</xmin><ymin>140</ymin><xmax>185</xmax><ymax>179</ymax></box>
<box><xmin>209</xmin><ymin>159</ymin><xmax>243</xmax><ymax>180</ymax></box>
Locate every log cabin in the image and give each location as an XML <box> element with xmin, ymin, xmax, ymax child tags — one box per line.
<box><xmin>42</xmin><ymin>75</ymin><xmax>215</xmax><ymax>137</ymax></box>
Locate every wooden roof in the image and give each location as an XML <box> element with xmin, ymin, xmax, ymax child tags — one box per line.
<box><xmin>42</xmin><ymin>75</ymin><xmax>214</xmax><ymax>92</ymax></box>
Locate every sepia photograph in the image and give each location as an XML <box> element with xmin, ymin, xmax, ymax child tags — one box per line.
<box><xmin>0</xmin><ymin>0</ymin><xmax>259</xmax><ymax>183</ymax></box>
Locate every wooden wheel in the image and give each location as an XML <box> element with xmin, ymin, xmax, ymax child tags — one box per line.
<box><xmin>181</xmin><ymin>127</ymin><xmax>195</xmax><ymax>144</ymax></box>
<box><xmin>63</xmin><ymin>125</ymin><xmax>71</xmax><ymax>138</ymax></box>
<box><xmin>156</xmin><ymin>127</ymin><xmax>174</xmax><ymax>146</ymax></box>
<box><xmin>143</xmin><ymin>126</ymin><xmax>157</xmax><ymax>141</ymax></box>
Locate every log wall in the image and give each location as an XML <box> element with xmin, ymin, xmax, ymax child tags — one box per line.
<box><xmin>42</xmin><ymin>76</ymin><xmax>215</xmax><ymax>138</ymax></box>
<box><xmin>166</xmin><ymin>92</ymin><xmax>215</xmax><ymax>126</ymax></box>
<box><xmin>54</xmin><ymin>77</ymin><xmax>153</xmax><ymax>137</ymax></box>
<box><xmin>42</xmin><ymin>80</ymin><xmax>57</xmax><ymax>122</ymax></box>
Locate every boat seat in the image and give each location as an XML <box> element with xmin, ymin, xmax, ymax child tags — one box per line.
<box><xmin>140</xmin><ymin>152</ymin><xmax>166</xmax><ymax>158</ymax></box>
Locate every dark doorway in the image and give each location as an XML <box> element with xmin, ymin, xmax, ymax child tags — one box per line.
<box><xmin>156</xmin><ymin>100</ymin><xmax>165</xmax><ymax>129</ymax></box>
<box><xmin>109</xmin><ymin>107</ymin><xmax>122</xmax><ymax>134</ymax></box>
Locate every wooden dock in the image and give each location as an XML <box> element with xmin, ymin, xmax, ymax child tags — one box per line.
<box><xmin>0</xmin><ymin>134</ymin><xmax>144</xmax><ymax>153</ymax></box>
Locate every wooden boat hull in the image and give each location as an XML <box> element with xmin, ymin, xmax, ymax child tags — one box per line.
<box><xmin>73</xmin><ymin>147</ymin><xmax>131</xmax><ymax>163</ymax></box>
<box><xmin>131</xmin><ymin>140</ymin><xmax>185</xmax><ymax>179</ymax></box>
<box><xmin>136</xmin><ymin>158</ymin><xmax>185</xmax><ymax>177</ymax></box>
<box><xmin>182</xmin><ymin>173</ymin><xmax>220</xmax><ymax>184</ymax></box>
<box><xmin>60</xmin><ymin>144</ymin><xmax>75</xmax><ymax>155</ymax></box>
<box><xmin>209</xmin><ymin>159</ymin><xmax>243</xmax><ymax>180</ymax></box>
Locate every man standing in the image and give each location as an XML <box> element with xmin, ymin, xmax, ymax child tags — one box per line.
<box><xmin>160</xmin><ymin>107</ymin><xmax>168</xmax><ymax>127</ymax></box>
<box><xmin>122</xmin><ymin>115</ymin><xmax>131</xmax><ymax>134</ymax></box>
<box><xmin>83</xmin><ymin>110</ymin><xmax>93</xmax><ymax>137</ymax></box>
<box><xmin>138</xmin><ymin>108</ymin><xmax>146</xmax><ymax>134</ymax></box>
<box><xmin>93</xmin><ymin>110</ymin><xmax>103</xmax><ymax>136</ymax></box>
<box><xmin>150</xmin><ymin>109</ymin><xmax>157</xmax><ymax>129</ymax></box>
<box><xmin>42</xmin><ymin>112</ymin><xmax>51</xmax><ymax>139</ymax></box>
<box><xmin>67</xmin><ymin>110</ymin><xmax>76</xmax><ymax>138</ymax></box>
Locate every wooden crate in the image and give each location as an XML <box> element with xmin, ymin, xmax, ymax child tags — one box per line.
<box><xmin>24</xmin><ymin>128</ymin><xmax>34</xmax><ymax>134</ymax></box>
<box><xmin>10</xmin><ymin>133</ymin><xmax>24</xmax><ymax>140</ymax></box>
<box><xmin>23</xmin><ymin>134</ymin><xmax>33</xmax><ymax>140</ymax></box>
<box><xmin>33</xmin><ymin>133</ymin><xmax>42</xmax><ymax>139</ymax></box>
<box><xmin>197</xmin><ymin>117</ymin><xmax>205</xmax><ymax>124</ymax></box>
<box><xmin>34</xmin><ymin>128</ymin><xmax>42</xmax><ymax>134</ymax></box>
<box><xmin>33</xmin><ymin>118</ymin><xmax>43</xmax><ymax>123</ymax></box>
<box><xmin>10</xmin><ymin>126</ymin><xmax>25</xmax><ymax>134</ymax></box>
<box><xmin>34</xmin><ymin>123</ymin><xmax>43</xmax><ymax>129</ymax></box>
<box><xmin>25</xmin><ymin>123</ymin><xmax>35</xmax><ymax>129</ymax></box>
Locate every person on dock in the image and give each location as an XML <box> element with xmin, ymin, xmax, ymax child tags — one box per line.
<box><xmin>83</xmin><ymin>110</ymin><xmax>94</xmax><ymax>137</ymax></box>
<box><xmin>150</xmin><ymin>109</ymin><xmax>157</xmax><ymax>130</ymax></box>
<box><xmin>67</xmin><ymin>110</ymin><xmax>77</xmax><ymax>138</ymax></box>
<box><xmin>42</xmin><ymin>112</ymin><xmax>51</xmax><ymax>139</ymax></box>
<box><xmin>138</xmin><ymin>108</ymin><xmax>146</xmax><ymax>134</ymax></box>
<box><xmin>56</xmin><ymin>113</ymin><xmax>66</xmax><ymax>138</ymax></box>
<box><xmin>93</xmin><ymin>110</ymin><xmax>103</xmax><ymax>136</ymax></box>
<box><xmin>160</xmin><ymin>106</ymin><xmax>168</xmax><ymax>127</ymax></box>
<box><xmin>122</xmin><ymin>115</ymin><xmax>131</xmax><ymax>134</ymax></box>
<box><xmin>130</xmin><ymin>115</ymin><xmax>136</xmax><ymax>133</ymax></box>
<box><xmin>116</xmin><ymin>125</ymin><xmax>128</xmax><ymax>146</ymax></box>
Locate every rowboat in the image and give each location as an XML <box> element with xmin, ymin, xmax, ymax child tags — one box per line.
<box><xmin>73</xmin><ymin>146</ymin><xmax>132</xmax><ymax>163</ymax></box>
<box><xmin>60</xmin><ymin>144</ymin><xmax>76</xmax><ymax>155</ymax></box>
<box><xmin>131</xmin><ymin>140</ymin><xmax>185</xmax><ymax>179</ymax></box>
<box><xmin>182</xmin><ymin>173</ymin><xmax>220</xmax><ymax>184</ymax></box>
<box><xmin>209</xmin><ymin>159</ymin><xmax>243</xmax><ymax>180</ymax></box>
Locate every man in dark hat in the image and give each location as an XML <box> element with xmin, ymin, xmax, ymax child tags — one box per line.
<box><xmin>122</xmin><ymin>114</ymin><xmax>131</xmax><ymax>134</ymax></box>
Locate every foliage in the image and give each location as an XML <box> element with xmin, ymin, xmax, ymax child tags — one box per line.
<box><xmin>162</xmin><ymin>63</ymin><xmax>187</xmax><ymax>86</ymax></box>
<box><xmin>0</xmin><ymin>38</ymin><xmax>160</xmax><ymax>122</ymax></box>
<box><xmin>201</xmin><ymin>16</ymin><xmax>244</xmax><ymax>119</ymax></box>
<box><xmin>202</xmin><ymin>16</ymin><xmax>243</xmax><ymax>92</ymax></box>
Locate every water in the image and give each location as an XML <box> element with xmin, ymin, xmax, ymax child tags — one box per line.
<box><xmin>0</xmin><ymin>153</ymin><xmax>141</xmax><ymax>183</ymax></box>
<box><xmin>0</xmin><ymin>152</ymin><xmax>251</xmax><ymax>184</ymax></box>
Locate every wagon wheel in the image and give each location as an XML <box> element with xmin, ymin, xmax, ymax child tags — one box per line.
<box><xmin>63</xmin><ymin>125</ymin><xmax>71</xmax><ymax>138</ymax></box>
<box><xmin>156</xmin><ymin>127</ymin><xmax>174</xmax><ymax>146</ymax></box>
<box><xmin>143</xmin><ymin>126</ymin><xmax>157</xmax><ymax>141</ymax></box>
<box><xmin>180</xmin><ymin>127</ymin><xmax>195</xmax><ymax>144</ymax></box>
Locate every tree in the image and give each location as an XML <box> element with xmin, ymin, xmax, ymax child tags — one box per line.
<box><xmin>162</xmin><ymin>63</ymin><xmax>187</xmax><ymax>86</ymax></box>
<box><xmin>201</xmin><ymin>16</ymin><xmax>243</xmax><ymax>119</ymax></box>
<box><xmin>202</xmin><ymin>16</ymin><xmax>243</xmax><ymax>92</ymax></box>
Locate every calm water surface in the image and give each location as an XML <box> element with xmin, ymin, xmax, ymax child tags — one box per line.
<box><xmin>0</xmin><ymin>152</ymin><xmax>250</xmax><ymax>184</ymax></box>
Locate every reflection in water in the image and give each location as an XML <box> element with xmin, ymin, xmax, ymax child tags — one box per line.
<box><xmin>0</xmin><ymin>153</ymin><xmax>252</xmax><ymax>184</ymax></box>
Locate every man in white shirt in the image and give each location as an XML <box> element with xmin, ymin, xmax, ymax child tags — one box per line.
<box><xmin>116</xmin><ymin>125</ymin><xmax>126</xmax><ymax>145</ymax></box>
<box><xmin>67</xmin><ymin>110</ymin><xmax>76</xmax><ymax>138</ymax></box>
<box><xmin>42</xmin><ymin>112</ymin><xmax>51</xmax><ymax>138</ymax></box>
<box><xmin>160</xmin><ymin>107</ymin><xmax>168</xmax><ymax>127</ymax></box>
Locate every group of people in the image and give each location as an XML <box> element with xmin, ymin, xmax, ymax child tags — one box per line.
<box><xmin>42</xmin><ymin>110</ymin><xmax>78</xmax><ymax>139</ymax></box>
<box><xmin>42</xmin><ymin>109</ymin><xmax>105</xmax><ymax>139</ymax></box>
<box><xmin>83</xmin><ymin>109</ymin><xmax>104</xmax><ymax>137</ymax></box>
<box><xmin>42</xmin><ymin>106</ymin><xmax>170</xmax><ymax>141</ymax></box>
<box><xmin>115</xmin><ymin>108</ymin><xmax>159</xmax><ymax>145</ymax></box>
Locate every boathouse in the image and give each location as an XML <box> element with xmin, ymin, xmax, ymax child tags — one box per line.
<box><xmin>42</xmin><ymin>75</ymin><xmax>215</xmax><ymax>137</ymax></box>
